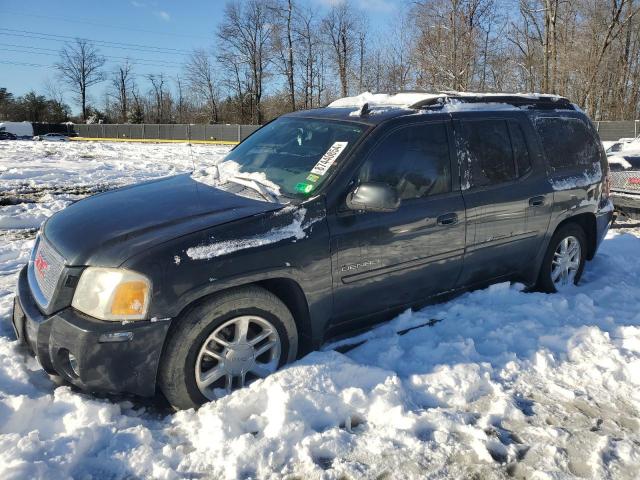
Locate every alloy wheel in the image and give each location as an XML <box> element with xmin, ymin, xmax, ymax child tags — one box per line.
<box><xmin>194</xmin><ymin>315</ymin><xmax>281</xmax><ymax>400</ymax></box>
<box><xmin>551</xmin><ymin>235</ymin><xmax>582</xmax><ymax>291</ymax></box>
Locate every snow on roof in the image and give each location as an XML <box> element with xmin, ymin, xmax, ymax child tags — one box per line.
<box><xmin>327</xmin><ymin>91</ymin><xmax>566</xmax><ymax>110</ymax></box>
<box><xmin>328</xmin><ymin>92</ymin><xmax>442</xmax><ymax>109</ymax></box>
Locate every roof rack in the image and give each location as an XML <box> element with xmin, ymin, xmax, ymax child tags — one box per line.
<box><xmin>408</xmin><ymin>92</ymin><xmax>575</xmax><ymax>111</ymax></box>
<box><xmin>327</xmin><ymin>91</ymin><xmax>576</xmax><ymax>111</ymax></box>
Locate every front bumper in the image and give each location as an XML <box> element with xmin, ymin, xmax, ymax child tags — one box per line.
<box><xmin>12</xmin><ymin>266</ymin><xmax>171</xmax><ymax>397</ymax></box>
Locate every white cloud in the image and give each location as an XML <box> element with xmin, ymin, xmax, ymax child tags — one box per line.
<box><xmin>156</xmin><ymin>10</ymin><xmax>171</xmax><ymax>22</ymax></box>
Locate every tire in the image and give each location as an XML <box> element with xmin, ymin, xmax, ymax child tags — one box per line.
<box><xmin>537</xmin><ymin>223</ymin><xmax>587</xmax><ymax>293</ymax></box>
<box><xmin>159</xmin><ymin>286</ymin><xmax>298</xmax><ymax>410</ymax></box>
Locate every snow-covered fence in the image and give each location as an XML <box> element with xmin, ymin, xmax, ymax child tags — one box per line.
<box><xmin>72</xmin><ymin>123</ymin><xmax>261</xmax><ymax>143</ymax></box>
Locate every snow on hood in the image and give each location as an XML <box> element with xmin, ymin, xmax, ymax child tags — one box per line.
<box><xmin>186</xmin><ymin>207</ymin><xmax>313</xmax><ymax>260</ymax></box>
<box><xmin>608</xmin><ymin>155</ymin><xmax>633</xmax><ymax>169</ymax></box>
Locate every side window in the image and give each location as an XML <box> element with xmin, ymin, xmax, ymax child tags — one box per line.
<box><xmin>535</xmin><ymin>117</ymin><xmax>601</xmax><ymax>170</ymax></box>
<box><xmin>508</xmin><ymin>121</ymin><xmax>532</xmax><ymax>176</ymax></box>
<box><xmin>458</xmin><ymin>120</ymin><xmax>516</xmax><ymax>188</ymax></box>
<box><xmin>357</xmin><ymin>123</ymin><xmax>451</xmax><ymax>200</ymax></box>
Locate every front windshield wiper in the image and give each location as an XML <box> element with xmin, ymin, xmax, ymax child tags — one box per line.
<box><xmin>225</xmin><ymin>176</ymin><xmax>279</xmax><ymax>203</ymax></box>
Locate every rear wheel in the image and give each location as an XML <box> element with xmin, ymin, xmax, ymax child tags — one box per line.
<box><xmin>159</xmin><ymin>286</ymin><xmax>298</xmax><ymax>410</ymax></box>
<box><xmin>537</xmin><ymin>223</ymin><xmax>587</xmax><ymax>293</ymax></box>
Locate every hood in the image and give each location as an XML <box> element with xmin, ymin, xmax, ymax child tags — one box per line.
<box><xmin>44</xmin><ymin>174</ymin><xmax>281</xmax><ymax>266</ymax></box>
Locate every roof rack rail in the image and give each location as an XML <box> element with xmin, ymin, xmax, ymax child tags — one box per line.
<box><xmin>409</xmin><ymin>92</ymin><xmax>575</xmax><ymax>111</ymax></box>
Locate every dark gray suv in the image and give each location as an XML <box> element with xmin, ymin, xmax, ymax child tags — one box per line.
<box><xmin>11</xmin><ymin>92</ymin><xmax>613</xmax><ymax>409</ymax></box>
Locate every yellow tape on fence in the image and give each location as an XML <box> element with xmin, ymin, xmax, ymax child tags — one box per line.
<box><xmin>69</xmin><ymin>137</ymin><xmax>239</xmax><ymax>145</ymax></box>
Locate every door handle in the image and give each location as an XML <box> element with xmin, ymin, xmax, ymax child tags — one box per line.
<box><xmin>437</xmin><ymin>213</ymin><xmax>458</xmax><ymax>226</ymax></box>
<box><xmin>529</xmin><ymin>196</ymin><xmax>545</xmax><ymax>207</ymax></box>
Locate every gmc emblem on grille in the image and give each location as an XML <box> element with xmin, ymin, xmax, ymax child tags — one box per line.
<box><xmin>34</xmin><ymin>252</ymin><xmax>49</xmax><ymax>279</ymax></box>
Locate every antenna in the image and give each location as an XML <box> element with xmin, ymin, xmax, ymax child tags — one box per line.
<box><xmin>187</xmin><ymin>127</ymin><xmax>196</xmax><ymax>172</ymax></box>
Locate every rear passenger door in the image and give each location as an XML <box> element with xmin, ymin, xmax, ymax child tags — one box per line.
<box><xmin>454</xmin><ymin>115</ymin><xmax>552</xmax><ymax>286</ymax></box>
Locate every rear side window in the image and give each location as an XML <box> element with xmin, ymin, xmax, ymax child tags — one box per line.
<box><xmin>357</xmin><ymin>122</ymin><xmax>451</xmax><ymax>200</ymax></box>
<box><xmin>535</xmin><ymin>117</ymin><xmax>601</xmax><ymax>170</ymax></box>
<box><xmin>457</xmin><ymin>120</ymin><xmax>516</xmax><ymax>188</ymax></box>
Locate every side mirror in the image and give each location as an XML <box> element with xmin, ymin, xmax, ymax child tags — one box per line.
<box><xmin>346</xmin><ymin>182</ymin><xmax>400</xmax><ymax>212</ymax></box>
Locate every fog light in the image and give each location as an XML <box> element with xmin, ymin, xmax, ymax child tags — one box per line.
<box><xmin>68</xmin><ymin>353</ymin><xmax>79</xmax><ymax>377</ymax></box>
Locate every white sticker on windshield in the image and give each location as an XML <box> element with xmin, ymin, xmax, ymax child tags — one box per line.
<box><xmin>310</xmin><ymin>141</ymin><xmax>348</xmax><ymax>176</ymax></box>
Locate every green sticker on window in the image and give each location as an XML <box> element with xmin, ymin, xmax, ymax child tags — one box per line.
<box><xmin>306</xmin><ymin>173</ymin><xmax>320</xmax><ymax>183</ymax></box>
<box><xmin>295</xmin><ymin>182</ymin><xmax>314</xmax><ymax>194</ymax></box>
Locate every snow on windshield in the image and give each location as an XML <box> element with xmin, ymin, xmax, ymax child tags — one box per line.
<box><xmin>191</xmin><ymin>159</ymin><xmax>283</xmax><ymax>197</ymax></box>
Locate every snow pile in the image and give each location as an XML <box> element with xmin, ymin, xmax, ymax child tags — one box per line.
<box><xmin>0</xmin><ymin>140</ymin><xmax>231</xmax><ymax>229</ymax></box>
<box><xmin>186</xmin><ymin>207</ymin><xmax>308</xmax><ymax>260</ymax></box>
<box><xmin>1</xmin><ymin>141</ymin><xmax>639</xmax><ymax>479</ymax></box>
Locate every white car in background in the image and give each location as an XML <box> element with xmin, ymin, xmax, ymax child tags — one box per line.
<box><xmin>33</xmin><ymin>133</ymin><xmax>69</xmax><ymax>142</ymax></box>
<box><xmin>606</xmin><ymin>135</ymin><xmax>640</xmax><ymax>155</ymax></box>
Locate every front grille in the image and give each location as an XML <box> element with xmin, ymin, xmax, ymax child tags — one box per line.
<box><xmin>28</xmin><ymin>237</ymin><xmax>66</xmax><ymax>307</ymax></box>
<box><xmin>610</xmin><ymin>170</ymin><xmax>640</xmax><ymax>193</ymax></box>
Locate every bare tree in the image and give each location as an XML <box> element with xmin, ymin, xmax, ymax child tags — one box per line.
<box><xmin>185</xmin><ymin>49</ymin><xmax>219</xmax><ymax>123</ymax></box>
<box><xmin>55</xmin><ymin>39</ymin><xmax>106</xmax><ymax>121</ymax></box>
<box><xmin>322</xmin><ymin>1</ymin><xmax>357</xmax><ymax>97</ymax></box>
<box><xmin>294</xmin><ymin>6</ymin><xmax>323</xmax><ymax>108</ymax></box>
<box><xmin>271</xmin><ymin>0</ymin><xmax>297</xmax><ymax>111</ymax></box>
<box><xmin>217</xmin><ymin>0</ymin><xmax>272</xmax><ymax>124</ymax></box>
<box><xmin>175</xmin><ymin>75</ymin><xmax>186</xmax><ymax>124</ymax></box>
<box><xmin>147</xmin><ymin>73</ymin><xmax>168</xmax><ymax>123</ymax></box>
<box><xmin>110</xmin><ymin>61</ymin><xmax>134</xmax><ymax>123</ymax></box>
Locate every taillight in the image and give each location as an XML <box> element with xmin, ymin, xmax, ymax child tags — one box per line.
<box><xmin>628</xmin><ymin>177</ymin><xmax>640</xmax><ymax>185</ymax></box>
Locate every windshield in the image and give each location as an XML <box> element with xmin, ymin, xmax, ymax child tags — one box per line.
<box><xmin>223</xmin><ymin>117</ymin><xmax>367</xmax><ymax>198</ymax></box>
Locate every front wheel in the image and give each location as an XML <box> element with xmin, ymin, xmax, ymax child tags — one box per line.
<box><xmin>537</xmin><ymin>223</ymin><xmax>587</xmax><ymax>293</ymax></box>
<box><xmin>159</xmin><ymin>286</ymin><xmax>298</xmax><ymax>410</ymax></box>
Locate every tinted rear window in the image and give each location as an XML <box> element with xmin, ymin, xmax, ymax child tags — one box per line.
<box><xmin>457</xmin><ymin>119</ymin><xmax>516</xmax><ymax>188</ymax></box>
<box><xmin>535</xmin><ymin>117</ymin><xmax>601</xmax><ymax>170</ymax></box>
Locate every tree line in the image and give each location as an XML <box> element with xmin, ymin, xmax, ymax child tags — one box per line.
<box><xmin>2</xmin><ymin>0</ymin><xmax>640</xmax><ymax>125</ymax></box>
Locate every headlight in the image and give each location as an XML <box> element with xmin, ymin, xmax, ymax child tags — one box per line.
<box><xmin>71</xmin><ymin>267</ymin><xmax>151</xmax><ymax>321</ymax></box>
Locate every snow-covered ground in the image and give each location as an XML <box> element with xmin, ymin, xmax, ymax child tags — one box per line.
<box><xmin>1</xmin><ymin>140</ymin><xmax>639</xmax><ymax>479</ymax></box>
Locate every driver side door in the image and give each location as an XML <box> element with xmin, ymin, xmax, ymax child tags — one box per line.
<box><xmin>327</xmin><ymin>120</ymin><xmax>466</xmax><ymax>324</ymax></box>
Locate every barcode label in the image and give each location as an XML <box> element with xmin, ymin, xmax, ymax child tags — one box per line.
<box><xmin>310</xmin><ymin>142</ymin><xmax>348</xmax><ymax>176</ymax></box>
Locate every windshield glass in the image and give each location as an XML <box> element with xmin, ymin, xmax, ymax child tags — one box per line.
<box><xmin>223</xmin><ymin>117</ymin><xmax>367</xmax><ymax>198</ymax></box>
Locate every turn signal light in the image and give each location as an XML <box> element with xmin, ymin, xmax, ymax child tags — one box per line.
<box><xmin>111</xmin><ymin>281</ymin><xmax>149</xmax><ymax>316</ymax></box>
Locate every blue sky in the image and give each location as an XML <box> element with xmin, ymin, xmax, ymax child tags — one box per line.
<box><xmin>0</xmin><ymin>0</ymin><xmax>400</xmax><ymax>114</ymax></box>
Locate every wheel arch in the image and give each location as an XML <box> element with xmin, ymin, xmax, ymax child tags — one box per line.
<box><xmin>554</xmin><ymin>212</ymin><xmax>597</xmax><ymax>260</ymax></box>
<box><xmin>168</xmin><ymin>276</ymin><xmax>314</xmax><ymax>357</ymax></box>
